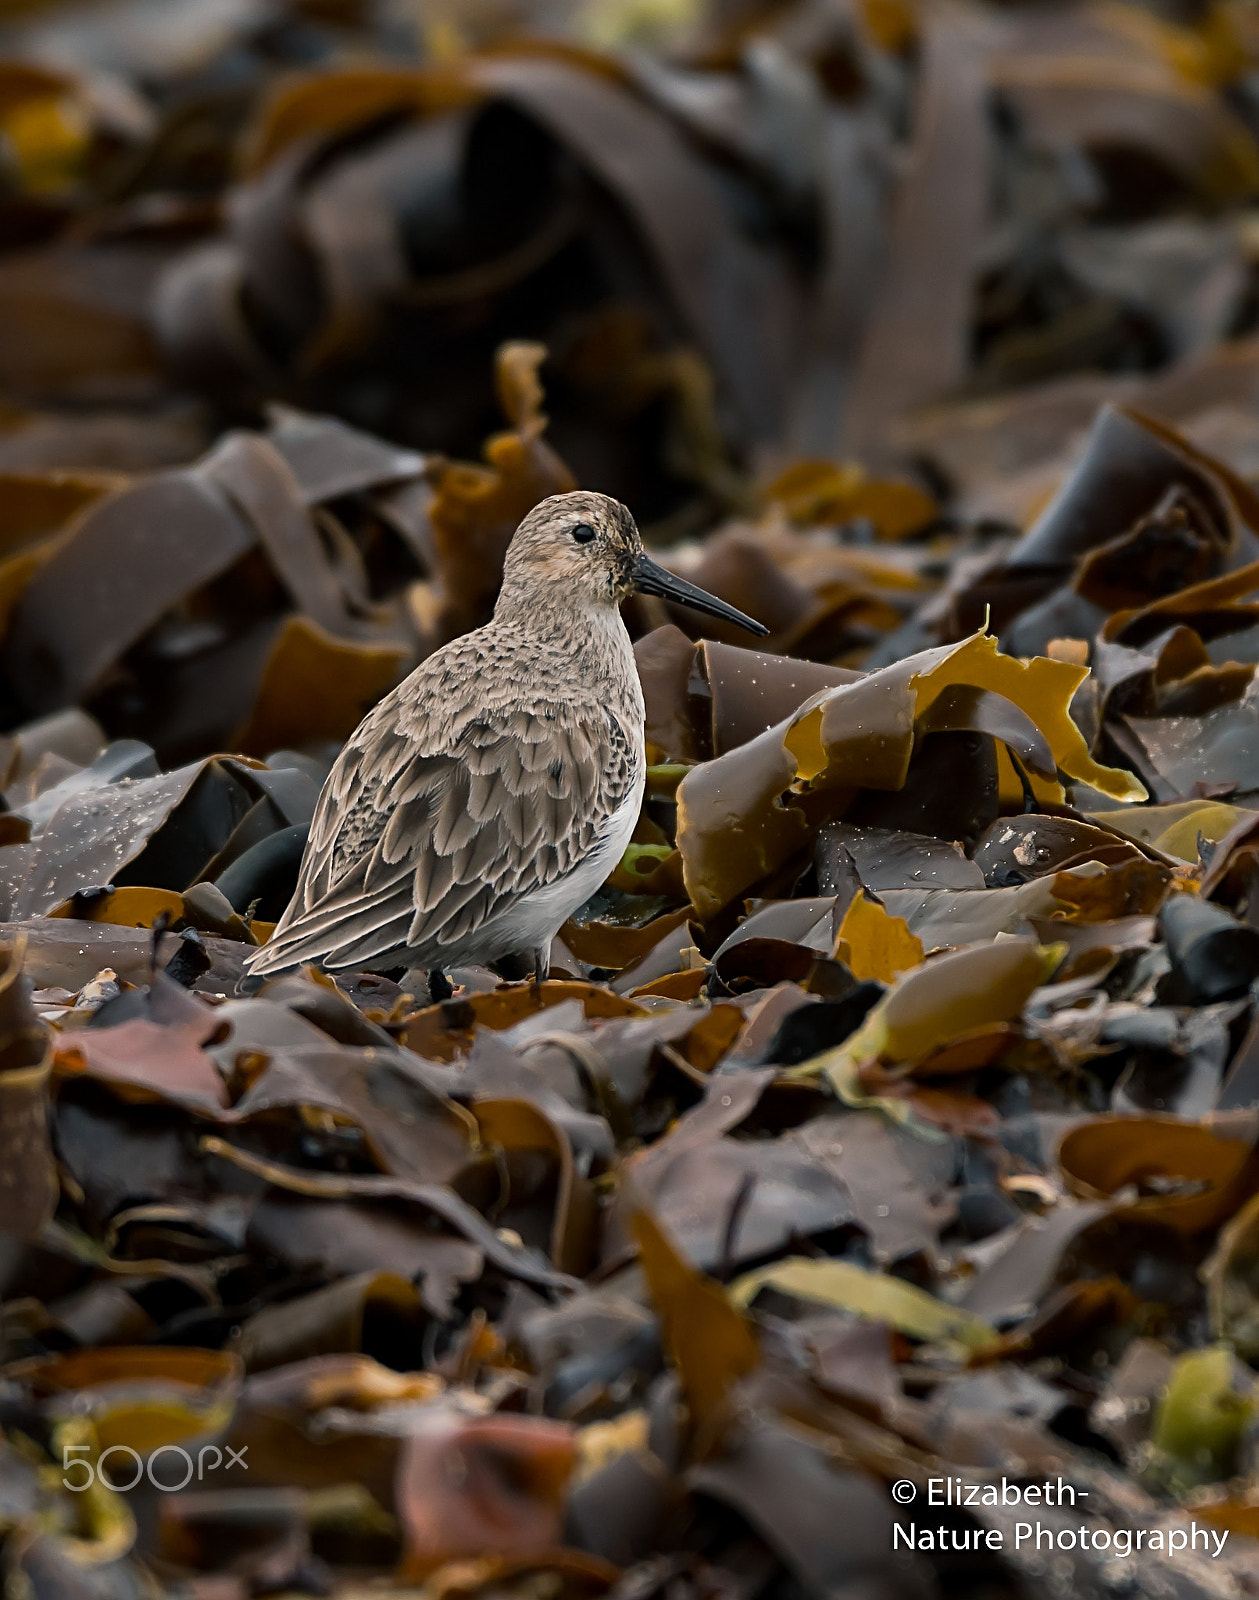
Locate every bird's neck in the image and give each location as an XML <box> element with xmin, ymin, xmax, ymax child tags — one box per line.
<box><xmin>495</xmin><ymin>592</ymin><xmax>642</xmax><ymax>708</ymax></box>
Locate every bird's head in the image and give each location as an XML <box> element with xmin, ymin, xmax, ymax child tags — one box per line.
<box><xmin>499</xmin><ymin>490</ymin><xmax>767</xmax><ymax>634</ymax></box>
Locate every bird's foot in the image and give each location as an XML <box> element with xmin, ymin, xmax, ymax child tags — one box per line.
<box><xmin>428</xmin><ymin>967</ymin><xmax>453</xmax><ymax>1003</ymax></box>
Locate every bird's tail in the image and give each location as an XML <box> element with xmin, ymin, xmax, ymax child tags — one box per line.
<box><xmin>240</xmin><ymin>929</ymin><xmax>303</xmax><ymax>982</ymax></box>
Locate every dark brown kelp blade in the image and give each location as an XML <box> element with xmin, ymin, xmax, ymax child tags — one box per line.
<box><xmin>0</xmin><ymin>935</ymin><xmax>55</xmax><ymax>1239</ymax></box>
<box><xmin>1159</xmin><ymin>892</ymin><xmax>1259</xmax><ymax>1005</ymax></box>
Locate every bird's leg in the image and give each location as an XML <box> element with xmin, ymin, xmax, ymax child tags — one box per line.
<box><xmin>532</xmin><ymin>944</ymin><xmax>549</xmax><ymax>996</ymax></box>
<box><xmin>428</xmin><ymin>967</ymin><xmax>453</xmax><ymax>1003</ymax></box>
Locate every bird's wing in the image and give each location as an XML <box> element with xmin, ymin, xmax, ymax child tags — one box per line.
<box><xmin>247</xmin><ymin>693</ymin><xmax>639</xmax><ymax>975</ymax></box>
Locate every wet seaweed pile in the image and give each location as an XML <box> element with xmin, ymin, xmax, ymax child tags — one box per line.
<box><xmin>6</xmin><ymin>2</ymin><xmax>1259</xmax><ymax>1597</ymax></box>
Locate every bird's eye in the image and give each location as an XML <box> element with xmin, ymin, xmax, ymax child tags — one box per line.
<box><xmin>571</xmin><ymin>523</ymin><xmax>596</xmax><ymax>545</ymax></box>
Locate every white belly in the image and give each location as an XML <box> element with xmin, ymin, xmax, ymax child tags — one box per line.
<box><xmin>483</xmin><ymin>764</ymin><xmax>645</xmax><ymax>958</ymax></box>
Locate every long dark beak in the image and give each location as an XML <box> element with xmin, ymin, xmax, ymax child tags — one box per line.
<box><xmin>631</xmin><ymin>553</ymin><xmax>768</xmax><ymax>636</ymax></box>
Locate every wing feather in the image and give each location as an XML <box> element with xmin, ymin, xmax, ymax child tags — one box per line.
<box><xmin>246</xmin><ymin>669</ymin><xmax>638</xmax><ymax>977</ymax></box>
